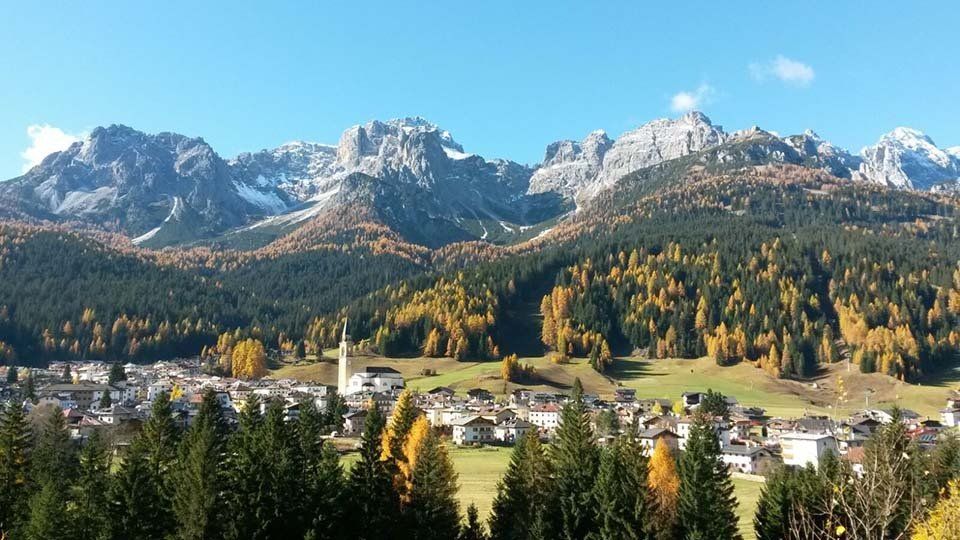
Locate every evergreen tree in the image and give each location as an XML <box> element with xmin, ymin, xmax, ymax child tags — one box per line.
<box><xmin>647</xmin><ymin>437</ymin><xmax>680</xmax><ymax>540</ymax></box>
<box><xmin>30</xmin><ymin>406</ymin><xmax>76</xmax><ymax>487</ymax></box>
<box><xmin>929</xmin><ymin>431</ymin><xmax>960</xmax><ymax>491</ymax></box>
<box><xmin>24</xmin><ymin>479</ymin><xmax>71</xmax><ymax>540</ymax></box>
<box><xmin>5</xmin><ymin>365</ymin><xmax>16</xmax><ymax>383</ymax></box>
<box><xmin>489</xmin><ymin>429</ymin><xmax>552</xmax><ymax>540</ymax></box>
<box><xmin>753</xmin><ymin>466</ymin><xmax>795</xmax><ymax>540</ymax></box>
<box><xmin>300</xmin><ymin>398</ymin><xmax>345</xmax><ymax>540</ymax></box>
<box><xmin>98</xmin><ymin>389</ymin><xmax>112</xmax><ymax>409</ymax></box>
<box><xmin>590</xmin><ymin>436</ymin><xmax>652</xmax><ymax>540</ymax></box>
<box><xmin>109</xmin><ymin>438</ymin><xmax>171</xmax><ymax>540</ymax></box>
<box><xmin>0</xmin><ymin>401</ymin><xmax>31</xmax><ymax>536</ymax></box>
<box><xmin>108</xmin><ymin>363</ymin><xmax>127</xmax><ymax>385</ymax></box>
<box><xmin>406</xmin><ymin>427</ymin><xmax>460</xmax><ymax>540</ymax></box>
<box><xmin>171</xmin><ymin>388</ymin><xmax>226</xmax><ymax>540</ymax></box>
<box><xmin>347</xmin><ymin>404</ymin><xmax>399</xmax><ymax>540</ymax></box>
<box><xmin>459</xmin><ymin>504</ymin><xmax>488</xmax><ymax>540</ymax></box>
<box><xmin>677</xmin><ymin>413</ymin><xmax>740</xmax><ymax>540</ymax></box>
<box><xmin>25</xmin><ymin>372</ymin><xmax>36</xmax><ymax>401</ymax></box>
<box><xmin>223</xmin><ymin>394</ymin><xmax>263</xmax><ymax>540</ymax></box>
<box><xmin>323</xmin><ymin>392</ymin><xmax>348</xmax><ymax>434</ymax></box>
<box><xmin>225</xmin><ymin>398</ymin><xmax>303</xmax><ymax>540</ymax></box>
<box><xmin>551</xmin><ymin>378</ymin><xmax>599</xmax><ymax>540</ymax></box>
<box><xmin>137</xmin><ymin>391</ymin><xmax>179</xmax><ymax>535</ymax></box>
<box><xmin>62</xmin><ymin>363</ymin><xmax>72</xmax><ymax>382</ymax></box>
<box><xmin>71</xmin><ymin>431</ymin><xmax>111</xmax><ymax>540</ymax></box>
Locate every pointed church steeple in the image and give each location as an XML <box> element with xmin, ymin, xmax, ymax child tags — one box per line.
<box><xmin>338</xmin><ymin>317</ymin><xmax>353</xmax><ymax>395</ymax></box>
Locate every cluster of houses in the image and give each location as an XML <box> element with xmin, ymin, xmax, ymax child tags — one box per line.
<box><xmin>2</xmin><ymin>356</ymin><xmax>959</xmax><ymax>477</ymax></box>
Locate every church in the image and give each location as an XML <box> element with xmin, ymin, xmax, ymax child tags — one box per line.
<box><xmin>338</xmin><ymin>320</ymin><xmax>405</xmax><ymax>396</ymax></box>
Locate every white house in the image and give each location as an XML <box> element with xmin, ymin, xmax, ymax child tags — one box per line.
<box><xmin>494</xmin><ymin>418</ymin><xmax>534</xmax><ymax>443</ymax></box>
<box><xmin>638</xmin><ymin>428</ymin><xmax>680</xmax><ymax>453</ymax></box>
<box><xmin>941</xmin><ymin>407</ymin><xmax>960</xmax><ymax>428</ymax></box>
<box><xmin>528</xmin><ymin>404</ymin><xmax>561</xmax><ymax>432</ymax></box>
<box><xmin>721</xmin><ymin>445</ymin><xmax>772</xmax><ymax>474</ymax></box>
<box><xmin>346</xmin><ymin>367</ymin><xmax>404</xmax><ymax>395</ymax></box>
<box><xmin>676</xmin><ymin>417</ymin><xmax>731</xmax><ymax>450</ymax></box>
<box><xmin>780</xmin><ymin>432</ymin><xmax>838</xmax><ymax>469</ymax></box>
<box><xmin>452</xmin><ymin>416</ymin><xmax>495</xmax><ymax>445</ymax></box>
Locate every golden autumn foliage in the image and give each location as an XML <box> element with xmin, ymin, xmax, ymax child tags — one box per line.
<box><xmin>230</xmin><ymin>338</ymin><xmax>267</xmax><ymax>379</ymax></box>
<box><xmin>911</xmin><ymin>480</ymin><xmax>960</xmax><ymax>540</ymax></box>
<box><xmin>648</xmin><ymin>437</ymin><xmax>680</xmax><ymax>532</ymax></box>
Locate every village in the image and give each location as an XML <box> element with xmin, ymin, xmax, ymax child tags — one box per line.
<box><xmin>3</xmin><ymin>322</ymin><xmax>959</xmax><ymax>480</ymax></box>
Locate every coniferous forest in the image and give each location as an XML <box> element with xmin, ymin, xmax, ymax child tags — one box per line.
<box><xmin>4</xmin><ymin>163</ymin><xmax>960</xmax><ymax>384</ymax></box>
<box><xmin>2</xmin><ymin>381</ymin><xmax>957</xmax><ymax>540</ymax></box>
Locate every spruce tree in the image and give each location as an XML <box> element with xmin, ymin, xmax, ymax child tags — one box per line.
<box><xmin>172</xmin><ymin>389</ymin><xmax>226</xmax><ymax>540</ymax></box>
<box><xmin>110</xmin><ymin>438</ymin><xmax>171</xmax><ymax>540</ymax></box>
<box><xmin>677</xmin><ymin>413</ymin><xmax>740</xmax><ymax>540</ymax></box>
<box><xmin>24</xmin><ymin>479</ymin><xmax>72</xmax><ymax>540</ymax></box>
<box><xmin>0</xmin><ymin>401</ymin><xmax>31</xmax><ymax>536</ymax></box>
<box><xmin>72</xmin><ymin>430</ymin><xmax>111</xmax><ymax>540</ymax></box>
<box><xmin>591</xmin><ymin>437</ymin><xmax>652</xmax><ymax>540</ymax></box>
<box><xmin>108</xmin><ymin>363</ymin><xmax>127</xmax><ymax>385</ymax></box>
<box><xmin>300</xmin><ymin>399</ymin><xmax>345</xmax><ymax>540</ymax></box>
<box><xmin>488</xmin><ymin>430</ymin><xmax>553</xmax><ymax>540</ymax></box>
<box><xmin>226</xmin><ymin>398</ymin><xmax>303</xmax><ymax>540</ymax></box>
<box><xmin>137</xmin><ymin>391</ymin><xmax>179</xmax><ymax>535</ymax></box>
<box><xmin>347</xmin><ymin>403</ymin><xmax>400</xmax><ymax>540</ymax></box>
<box><xmin>459</xmin><ymin>504</ymin><xmax>488</xmax><ymax>540</ymax></box>
<box><xmin>31</xmin><ymin>406</ymin><xmax>76</xmax><ymax>487</ymax></box>
<box><xmin>98</xmin><ymin>389</ymin><xmax>112</xmax><ymax>409</ymax></box>
<box><xmin>551</xmin><ymin>378</ymin><xmax>599</xmax><ymax>540</ymax></box>
<box><xmin>406</xmin><ymin>428</ymin><xmax>460</xmax><ymax>540</ymax></box>
<box><xmin>224</xmin><ymin>394</ymin><xmax>263</xmax><ymax>540</ymax></box>
<box><xmin>5</xmin><ymin>365</ymin><xmax>16</xmax><ymax>383</ymax></box>
<box><xmin>753</xmin><ymin>466</ymin><xmax>795</xmax><ymax>540</ymax></box>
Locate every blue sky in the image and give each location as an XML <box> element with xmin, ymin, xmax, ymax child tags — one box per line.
<box><xmin>2</xmin><ymin>2</ymin><xmax>958</xmax><ymax>178</ymax></box>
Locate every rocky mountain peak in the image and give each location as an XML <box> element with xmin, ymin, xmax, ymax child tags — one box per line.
<box><xmin>859</xmin><ymin>127</ymin><xmax>959</xmax><ymax>189</ymax></box>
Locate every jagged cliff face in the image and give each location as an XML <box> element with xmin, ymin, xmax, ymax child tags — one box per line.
<box><xmin>1</xmin><ymin>113</ymin><xmax>957</xmax><ymax>249</ymax></box>
<box><xmin>857</xmin><ymin>128</ymin><xmax>960</xmax><ymax>190</ymax></box>
<box><xmin>0</xmin><ymin>125</ymin><xmax>293</xmax><ymax>240</ymax></box>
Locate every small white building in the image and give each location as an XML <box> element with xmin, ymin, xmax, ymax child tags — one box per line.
<box><xmin>494</xmin><ymin>418</ymin><xmax>534</xmax><ymax>443</ymax></box>
<box><xmin>528</xmin><ymin>404</ymin><xmax>561</xmax><ymax>432</ymax></box>
<box><xmin>780</xmin><ymin>432</ymin><xmax>838</xmax><ymax>469</ymax></box>
<box><xmin>346</xmin><ymin>367</ymin><xmax>404</xmax><ymax>395</ymax></box>
<box><xmin>941</xmin><ymin>407</ymin><xmax>960</xmax><ymax>428</ymax></box>
<box><xmin>452</xmin><ymin>416</ymin><xmax>495</xmax><ymax>445</ymax></box>
<box><xmin>676</xmin><ymin>417</ymin><xmax>731</xmax><ymax>450</ymax></box>
<box><xmin>721</xmin><ymin>445</ymin><xmax>772</xmax><ymax>474</ymax></box>
<box><xmin>637</xmin><ymin>428</ymin><xmax>680</xmax><ymax>453</ymax></box>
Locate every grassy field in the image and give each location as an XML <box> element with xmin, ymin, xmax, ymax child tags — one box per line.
<box><xmin>340</xmin><ymin>444</ymin><xmax>764</xmax><ymax>538</ymax></box>
<box><xmin>274</xmin><ymin>353</ymin><xmax>960</xmax><ymax>419</ymax></box>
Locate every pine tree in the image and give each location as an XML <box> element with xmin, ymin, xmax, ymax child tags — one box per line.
<box><xmin>347</xmin><ymin>404</ymin><xmax>400</xmax><ymax>540</ymax></box>
<box><xmin>300</xmin><ymin>398</ymin><xmax>345</xmax><ymax>540</ymax></box>
<box><xmin>229</xmin><ymin>398</ymin><xmax>304</xmax><ymax>540</ymax></box>
<box><xmin>5</xmin><ymin>365</ymin><xmax>16</xmax><ymax>383</ymax></box>
<box><xmin>489</xmin><ymin>430</ymin><xmax>553</xmax><ymax>540</ymax></box>
<box><xmin>677</xmin><ymin>413</ymin><xmax>740</xmax><ymax>540</ymax></box>
<box><xmin>647</xmin><ymin>437</ymin><xmax>680</xmax><ymax>540</ymax></box>
<box><xmin>98</xmin><ymin>388</ymin><xmax>112</xmax><ymax>409</ymax></box>
<box><xmin>591</xmin><ymin>437</ymin><xmax>652</xmax><ymax>540</ymax></box>
<box><xmin>551</xmin><ymin>378</ymin><xmax>599</xmax><ymax>540</ymax></box>
<box><xmin>24</xmin><ymin>478</ymin><xmax>71</xmax><ymax>540</ymax></box>
<box><xmin>30</xmin><ymin>406</ymin><xmax>76</xmax><ymax>487</ymax></box>
<box><xmin>108</xmin><ymin>363</ymin><xmax>126</xmax><ymax>385</ymax></box>
<box><xmin>137</xmin><ymin>392</ymin><xmax>179</xmax><ymax>535</ymax></box>
<box><xmin>72</xmin><ymin>430</ymin><xmax>111</xmax><ymax>540</ymax></box>
<box><xmin>110</xmin><ymin>438</ymin><xmax>171</xmax><ymax>540</ymax></box>
<box><xmin>753</xmin><ymin>466</ymin><xmax>795</xmax><ymax>540</ymax></box>
<box><xmin>406</xmin><ymin>427</ymin><xmax>460</xmax><ymax>540</ymax></box>
<box><xmin>459</xmin><ymin>504</ymin><xmax>488</xmax><ymax>540</ymax></box>
<box><xmin>172</xmin><ymin>388</ymin><xmax>226</xmax><ymax>540</ymax></box>
<box><xmin>0</xmin><ymin>401</ymin><xmax>31</xmax><ymax>536</ymax></box>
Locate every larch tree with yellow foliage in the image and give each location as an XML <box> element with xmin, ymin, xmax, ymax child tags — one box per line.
<box><xmin>648</xmin><ymin>437</ymin><xmax>680</xmax><ymax>540</ymax></box>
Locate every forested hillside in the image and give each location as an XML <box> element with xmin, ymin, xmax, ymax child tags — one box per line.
<box><xmin>3</xmin><ymin>144</ymin><xmax>960</xmax><ymax>385</ymax></box>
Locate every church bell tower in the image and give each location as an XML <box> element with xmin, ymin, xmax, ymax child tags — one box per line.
<box><xmin>338</xmin><ymin>319</ymin><xmax>353</xmax><ymax>395</ymax></box>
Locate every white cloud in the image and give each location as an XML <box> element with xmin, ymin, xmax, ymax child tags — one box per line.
<box><xmin>670</xmin><ymin>84</ymin><xmax>714</xmax><ymax>113</ymax></box>
<box><xmin>749</xmin><ymin>55</ymin><xmax>815</xmax><ymax>87</ymax></box>
<box><xmin>21</xmin><ymin>124</ymin><xmax>83</xmax><ymax>173</ymax></box>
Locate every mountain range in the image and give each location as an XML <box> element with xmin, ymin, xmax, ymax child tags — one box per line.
<box><xmin>1</xmin><ymin>112</ymin><xmax>958</xmax><ymax>249</ymax></box>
